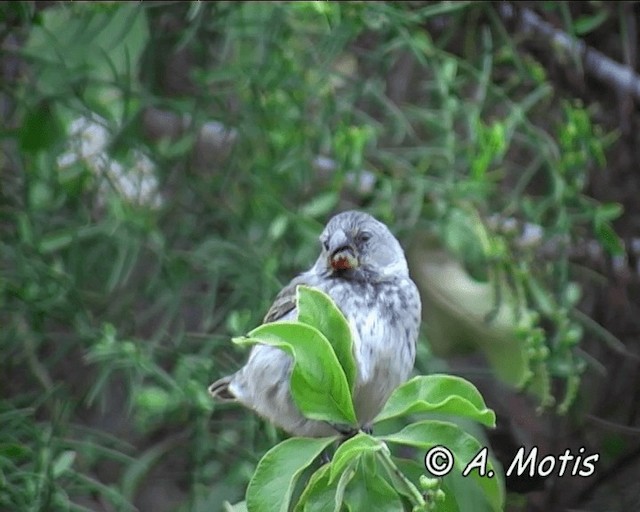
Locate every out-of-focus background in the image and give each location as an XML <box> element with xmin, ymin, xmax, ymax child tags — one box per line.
<box><xmin>1</xmin><ymin>2</ymin><xmax>639</xmax><ymax>511</ymax></box>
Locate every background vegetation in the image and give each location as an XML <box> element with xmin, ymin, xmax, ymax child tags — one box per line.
<box><xmin>1</xmin><ymin>2</ymin><xmax>639</xmax><ymax>511</ymax></box>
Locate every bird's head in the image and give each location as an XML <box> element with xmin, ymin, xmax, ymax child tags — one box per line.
<box><xmin>315</xmin><ymin>211</ymin><xmax>409</xmax><ymax>281</ymax></box>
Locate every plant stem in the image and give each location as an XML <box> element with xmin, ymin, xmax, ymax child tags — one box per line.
<box><xmin>377</xmin><ymin>443</ymin><xmax>427</xmax><ymax>509</ymax></box>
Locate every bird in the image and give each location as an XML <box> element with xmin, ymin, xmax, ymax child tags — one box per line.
<box><xmin>208</xmin><ymin>210</ymin><xmax>421</xmax><ymax>437</ymax></box>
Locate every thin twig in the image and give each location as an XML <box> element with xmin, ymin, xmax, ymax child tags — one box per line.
<box><xmin>377</xmin><ymin>442</ymin><xmax>427</xmax><ymax>508</ymax></box>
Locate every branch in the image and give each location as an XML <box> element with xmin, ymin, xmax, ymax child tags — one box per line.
<box><xmin>498</xmin><ymin>3</ymin><xmax>640</xmax><ymax>103</ymax></box>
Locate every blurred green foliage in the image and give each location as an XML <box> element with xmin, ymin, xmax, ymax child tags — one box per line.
<box><xmin>0</xmin><ymin>1</ymin><xmax>620</xmax><ymax>510</ymax></box>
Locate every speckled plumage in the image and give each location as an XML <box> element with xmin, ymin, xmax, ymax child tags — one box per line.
<box><xmin>208</xmin><ymin>211</ymin><xmax>421</xmax><ymax>437</ymax></box>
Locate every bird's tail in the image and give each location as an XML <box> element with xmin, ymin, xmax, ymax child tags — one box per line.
<box><xmin>208</xmin><ymin>376</ymin><xmax>237</xmax><ymax>402</ymax></box>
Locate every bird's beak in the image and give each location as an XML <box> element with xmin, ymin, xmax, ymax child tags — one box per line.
<box><xmin>328</xmin><ymin>229</ymin><xmax>359</xmax><ymax>271</ymax></box>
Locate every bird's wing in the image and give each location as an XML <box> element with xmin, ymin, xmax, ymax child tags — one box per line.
<box><xmin>209</xmin><ymin>281</ymin><xmax>300</xmax><ymax>401</ymax></box>
<box><xmin>263</xmin><ymin>273</ymin><xmax>315</xmax><ymax>323</ymax></box>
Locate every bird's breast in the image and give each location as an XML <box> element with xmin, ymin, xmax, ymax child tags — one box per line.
<box><xmin>320</xmin><ymin>277</ymin><xmax>420</xmax><ymax>423</ymax></box>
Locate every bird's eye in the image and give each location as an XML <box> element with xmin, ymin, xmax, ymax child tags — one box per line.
<box><xmin>357</xmin><ymin>231</ymin><xmax>372</xmax><ymax>243</ymax></box>
<box><xmin>322</xmin><ymin>239</ymin><xmax>330</xmax><ymax>251</ymax></box>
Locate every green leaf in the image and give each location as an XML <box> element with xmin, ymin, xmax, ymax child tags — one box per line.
<box><xmin>526</xmin><ymin>275</ymin><xmax>556</xmax><ymax>316</ymax></box>
<box><xmin>52</xmin><ymin>450</ymin><xmax>76</xmax><ymax>478</ymax></box>
<box><xmin>388</xmin><ymin>458</ymin><xmax>440</xmax><ymax>507</ymax></box>
<box><xmin>19</xmin><ymin>101</ymin><xmax>63</xmax><ymax>153</ymax></box>
<box><xmin>330</xmin><ymin>433</ymin><xmax>383</xmax><ymax>484</ymax></box>
<box><xmin>23</xmin><ymin>4</ymin><xmax>148</xmax><ymax>120</ymax></box>
<box><xmin>333</xmin><ymin>463</ymin><xmax>356</xmax><ymax>512</ymax></box>
<box><xmin>224</xmin><ymin>502</ymin><xmax>248</xmax><ymax>512</ymax></box>
<box><xmin>374</xmin><ymin>375</ymin><xmax>496</xmax><ymax>427</ymax></box>
<box><xmin>238</xmin><ymin>321</ymin><xmax>357</xmax><ymax>425</ymax></box>
<box><xmin>135</xmin><ymin>386</ymin><xmax>172</xmax><ymax>416</ymax></box>
<box><xmin>381</xmin><ymin>421</ymin><xmax>504</xmax><ymax>512</ymax></box>
<box><xmin>343</xmin><ymin>455</ymin><xmax>404</xmax><ymax>512</ymax></box>
<box><xmin>293</xmin><ymin>464</ymin><xmax>335</xmax><ymax>512</ymax></box>
<box><xmin>269</xmin><ymin>214</ymin><xmax>289</xmax><ymax>241</ymax></box>
<box><xmin>573</xmin><ymin>10</ymin><xmax>609</xmax><ymax>35</ymax></box>
<box><xmin>299</xmin><ymin>192</ymin><xmax>338</xmax><ymax>218</ymax></box>
<box><xmin>247</xmin><ymin>437</ymin><xmax>335</xmax><ymax>512</ymax></box>
<box><xmin>296</xmin><ymin>285</ymin><xmax>356</xmax><ymax>392</ymax></box>
<box><xmin>438</xmin><ymin>469</ymin><xmax>475</xmax><ymax>512</ymax></box>
<box><xmin>0</xmin><ymin>443</ymin><xmax>31</xmax><ymax>460</ymax></box>
<box><xmin>39</xmin><ymin>229</ymin><xmax>74</xmax><ymax>254</ymax></box>
<box><xmin>595</xmin><ymin>202</ymin><xmax>623</xmax><ymax>223</ymax></box>
<box><xmin>594</xmin><ymin>220</ymin><xmax>624</xmax><ymax>256</ymax></box>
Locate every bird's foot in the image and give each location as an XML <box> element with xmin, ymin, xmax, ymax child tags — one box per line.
<box><xmin>329</xmin><ymin>422</ymin><xmax>373</xmax><ymax>438</ymax></box>
<box><xmin>317</xmin><ymin>424</ymin><xmax>374</xmax><ymax>466</ymax></box>
<box><xmin>331</xmin><ymin>423</ymin><xmax>360</xmax><ymax>438</ymax></box>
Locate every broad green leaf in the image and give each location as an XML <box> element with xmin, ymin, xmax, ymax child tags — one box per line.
<box><xmin>238</xmin><ymin>321</ymin><xmax>357</xmax><ymax>425</ymax></box>
<box><xmin>382</xmin><ymin>452</ymin><xmax>463</xmax><ymax>512</ymax></box>
<box><xmin>374</xmin><ymin>375</ymin><xmax>495</xmax><ymax>427</ymax></box>
<box><xmin>389</xmin><ymin>458</ymin><xmax>443</xmax><ymax>507</ymax></box>
<box><xmin>247</xmin><ymin>437</ymin><xmax>334</xmax><ymax>512</ymax></box>
<box><xmin>343</xmin><ymin>455</ymin><xmax>403</xmax><ymax>512</ymax></box>
<box><xmin>296</xmin><ymin>285</ymin><xmax>356</xmax><ymax>392</ymax></box>
<box><xmin>293</xmin><ymin>462</ymin><xmax>356</xmax><ymax>512</ymax></box>
<box><xmin>382</xmin><ymin>421</ymin><xmax>504</xmax><ymax>512</ymax></box>
<box><xmin>440</xmin><ymin>464</ymin><xmax>500</xmax><ymax>512</ymax></box>
<box><xmin>330</xmin><ymin>433</ymin><xmax>383</xmax><ymax>484</ymax></box>
<box><xmin>293</xmin><ymin>464</ymin><xmax>335</xmax><ymax>512</ymax></box>
<box><xmin>223</xmin><ymin>502</ymin><xmax>248</xmax><ymax>512</ymax></box>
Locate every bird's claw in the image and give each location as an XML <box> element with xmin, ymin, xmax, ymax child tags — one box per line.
<box><xmin>329</xmin><ymin>422</ymin><xmax>373</xmax><ymax>438</ymax></box>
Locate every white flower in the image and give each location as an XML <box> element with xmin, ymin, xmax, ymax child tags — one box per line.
<box><xmin>58</xmin><ymin>115</ymin><xmax>162</xmax><ymax>208</ymax></box>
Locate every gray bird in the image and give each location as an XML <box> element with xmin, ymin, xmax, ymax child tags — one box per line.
<box><xmin>208</xmin><ymin>211</ymin><xmax>421</xmax><ymax>437</ymax></box>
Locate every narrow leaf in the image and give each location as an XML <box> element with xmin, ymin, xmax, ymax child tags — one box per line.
<box><xmin>333</xmin><ymin>462</ymin><xmax>356</xmax><ymax>512</ymax></box>
<box><xmin>595</xmin><ymin>220</ymin><xmax>624</xmax><ymax>256</ymax></box>
<box><xmin>52</xmin><ymin>450</ymin><xmax>76</xmax><ymax>478</ymax></box>
<box><xmin>342</xmin><ymin>455</ymin><xmax>404</xmax><ymax>512</ymax></box>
